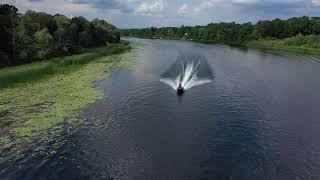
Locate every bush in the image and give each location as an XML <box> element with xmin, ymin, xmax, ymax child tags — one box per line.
<box><xmin>283</xmin><ymin>34</ymin><xmax>320</xmax><ymax>48</ymax></box>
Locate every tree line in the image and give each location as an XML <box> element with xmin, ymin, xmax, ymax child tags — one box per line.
<box><xmin>0</xmin><ymin>4</ymin><xmax>121</xmax><ymax>67</ymax></box>
<box><xmin>121</xmin><ymin>16</ymin><xmax>320</xmax><ymax>45</ymax></box>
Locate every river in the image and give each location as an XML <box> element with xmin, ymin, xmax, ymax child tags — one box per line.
<box><xmin>2</xmin><ymin>38</ymin><xmax>320</xmax><ymax>179</ymax></box>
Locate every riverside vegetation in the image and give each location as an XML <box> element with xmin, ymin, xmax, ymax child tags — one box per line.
<box><xmin>0</xmin><ymin>4</ymin><xmax>121</xmax><ymax>67</ymax></box>
<box><xmin>0</xmin><ymin>4</ymin><xmax>138</xmax><ymax>156</ymax></box>
<box><xmin>0</xmin><ymin>44</ymin><xmax>138</xmax><ymax>155</ymax></box>
<box><xmin>122</xmin><ymin>16</ymin><xmax>320</xmax><ymax>54</ymax></box>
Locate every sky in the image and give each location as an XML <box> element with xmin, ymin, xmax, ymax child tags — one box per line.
<box><xmin>3</xmin><ymin>0</ymin><xmax>320</xmax><ymax>28</ymax></box>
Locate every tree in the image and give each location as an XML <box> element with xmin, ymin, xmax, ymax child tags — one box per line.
<box><xmin>53</xmin><ymin>15</ymin><xmax>70</xmax><ymax>29</ymax></box>
<box><xmin>79</xmin><ymin>31</ymin><xmax>92</xmax><ymax>47</ymax></box>
<box><xmin>34</xmin><ymin>28</ymin><xmax>53</xmax><ymax>59</ymax></box>
<box><xmin>0</xmin><ymin>4</ymin><xmax>121</xmax><ymax>67</ymax></box>
<box><xmin>54</xmin><ymin>28</ymin><xmax>70</xmax><ymax>54</ymax></box>
<box><xmin>0</xmin><ymin>4</ymin><xmax>18</xmax><ymax>66</ymax></box>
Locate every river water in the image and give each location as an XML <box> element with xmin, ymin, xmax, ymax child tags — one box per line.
<box><xmin>2</xmin><ymin>38</ymin><xmax>320</xmax><ymax>179</ymax></box>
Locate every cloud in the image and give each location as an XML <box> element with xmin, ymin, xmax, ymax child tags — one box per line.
<box><xmin>6</xmin><ymin>0</ymin><xmax>94</xmax><ymax>17</ymax></box>
<box><xmin>5</xmin><ymin>0</ymin><xmax>320</xmax><ymax>28</ymax></box>
<box><xmin>234</xmin><ymin>0</ymin><xmax>307</xmax><ymax>14</ymax></box>
<box><xmin>194</xmin><ymin>0</ymin><xmax>221</xmax><ymax>13</ymax></box>
<box><xmin>177</xmin><ymin>0</ymin><xmax>222</xmax><ymax>15</ymax></box>
<box><xmin>66</xmin><ymin>0</ymin><xmax>170</xmax><ymax>15</ymax></box>
<box><xmin>177</xmin><ymin>4</ymin><xmax>189</xmax><ymax>15</ymax></box>
<box><xmin>232</xmin><ymin>0</ymin><xmax>259</xmax><ymax>4</ymax></box>
<box><xmin>135</xmin><ymin>0</ymin><xmax>168</xmax><ymax>14</ymax></box>
<box><xmin>66</xmin><ymin>0</ymin><xmax>133</xmax><ymax>13</ymax></box>
<box><xmin>312</xmin><ymin>0</ymin><xmax>320</xmax><ymax>5</ymax></box>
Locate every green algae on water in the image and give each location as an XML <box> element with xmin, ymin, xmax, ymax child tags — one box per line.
<box><xmin>0</xmin><ymin>50</ymin><xmax>138</xmax><ymax>152</ymax></box>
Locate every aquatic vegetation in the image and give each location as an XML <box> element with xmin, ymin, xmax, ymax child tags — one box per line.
<box><xmin>0</xmin><ymin>49</ymin><xmax>138</xmax><ymax>153</ymax></box>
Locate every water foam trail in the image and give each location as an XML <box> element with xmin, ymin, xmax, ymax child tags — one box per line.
<box><xmin>160</xmin><ymin>59</ymin><xmax>212</xmax><ymax>91</ymax></box>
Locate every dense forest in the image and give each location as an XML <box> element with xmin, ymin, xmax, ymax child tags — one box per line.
<box><xmin>122</xmin><ymin>16</ymin><xmax>320</xmax><ymax>48</ymax></box>
<box><xmin>0</xmin><ymin>4</ymin><xmax>121</xmax><ymax>67</ymax></box>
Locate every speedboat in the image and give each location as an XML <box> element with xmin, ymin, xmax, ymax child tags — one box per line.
<box><xmin>177</xmin><ymin>83</ymin><xmax>184</xmax><ymax>95</ymax></box>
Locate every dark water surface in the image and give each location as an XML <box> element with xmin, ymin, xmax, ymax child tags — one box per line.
<box><xmin>3</xmin><ymin>38</ymin><xmax>320</xmax><ymax>179</ymax></box>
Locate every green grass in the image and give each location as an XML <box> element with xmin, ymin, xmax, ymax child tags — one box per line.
<box><xmin>245</xmin><ymin>39</ymin><xmax>320</xmax><ymax>54</ymax></box>
<box><xmin>0</xmin><ymin>43</ymin><xmax>138</xmax><ymax>154</ymax></box>
<box><xmin>0</xmin><ymin>43</ymin><xmax>131</xmax><ymax>89</ymax></box>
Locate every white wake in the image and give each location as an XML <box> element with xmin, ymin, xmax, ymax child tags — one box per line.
<box><xmin>160</xmin><ymin>60</ymin><xmax>212</xmax><ymax>91</ymax></box>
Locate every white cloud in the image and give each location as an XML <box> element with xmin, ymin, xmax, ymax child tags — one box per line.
<box><xmin>312</xmin><ymin>0</ymin><xmax>320</xmax><ymax>6</ymax></box>
<box><xmin>177</xmin><ymin>4</ymin><xmax>189</xmax><ymax>15</ymax></box>
<box><xmin>7</xmin><ymin>0</ymin><xmax>93</xmax><ymax>15</ymax></box>
<box><xmin>176</xmin><ymin>0</ymin><xmax>228</xmax><ymax>16</ymax></box>
<box><xmin>193</xmin><ymin>0</ymin><xmax>221</xmax><ymax>13</ymax></box>
<box><xmin>1</xmin><ymin>0</ymin><xmax>15</xmax><ymax>4</ymax></box>
<box><xmin>232</xmin><ymin>0</ymin><xmax>259</xmax><ymax>4</ymax></box>
<box><xmin>5</xmin><ymin>0</ymin><xmax>320</xmax><ymax>28</ymax></box>
<box><xmin>135</xmin><ymin>0</ymin><xmax>168</xmax><ymax>14</ymax></box>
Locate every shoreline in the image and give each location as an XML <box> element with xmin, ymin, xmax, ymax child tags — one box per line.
<box><xmin>0</xmin><ymin>43</ymin><xmax>137</xmax><ymax>153</ymax></box>
<box><xmin>243</xmin><ymin>40</ymin><xmax>320</xmax><ymax>55</ymax></box>
<box><xmin>0</xmin><ymin>42</ymin><xmax>132</xmax><ymax>89</ymax></box>
<box><xmin>192</xmin><ymin>39</ymin><xmax>320</xmax><ymax>55</ymax></box>
<box><xmin>127</xmin><ymin>37</ymin><xmax>320</xmax><ymax>55</ymax></box>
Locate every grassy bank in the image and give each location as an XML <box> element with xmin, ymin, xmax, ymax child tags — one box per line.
<box><xmin>0</xmin><ymin>43</ymin><xmax>138</xmax><ymax>154</ymax></box>
<box><xmin>245</xmin><ymin>36</ymin><xmax>320</xmax><ymax>54</ymax></box>
<box><xmin>132</xmin><ymin>35</ymin><xmax>320</xmax><ymax>55</ymax></box>
<box><xmin>0</xmin><ymin>42</ymin><xmax>131</xmax><ymax>89</ymax></box>
<box><xmin>190</xmin><ymin>38</ymin><xmax>320</xmax><ymax>55</ymax></box>
<box><xmin>245</xmin><ymin>40</ymin><xmax>320</xmax><ymax>54</ymax></box>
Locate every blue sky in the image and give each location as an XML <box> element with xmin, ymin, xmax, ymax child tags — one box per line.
<box><xmin>4</xmin><ymin>0</ymin><xmax>320</xmax><ymax>28</ymax></box>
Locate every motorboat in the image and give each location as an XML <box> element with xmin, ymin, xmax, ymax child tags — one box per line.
<box><xmin>177</xmin><ymin>83</ymin><xmax>184</xmax><ymax>95</ymax></box>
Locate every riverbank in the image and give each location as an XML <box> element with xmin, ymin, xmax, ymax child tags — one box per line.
<box><xmin>0</xmin><ymin>42</ymin><xmax>131</xmax><ymax>89</ymax></box>
<box><xmin>192</xmin><ymin>38</ymin><xmax>320</xmax><ymax>55</ymax></box>
<box><xmin>0</xmin><ymin>43</ymin><xmax>137</xmax><ymax>154</ymax></box>
<box><xmin>244</xmin><ymin>39</ymin><xmax>320</xmax><ymax>54</ymax></box>
<box><xmin>131</xmin><ymin>37</ymin><xmax>320</xmax><ymax>55</ymax></box>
